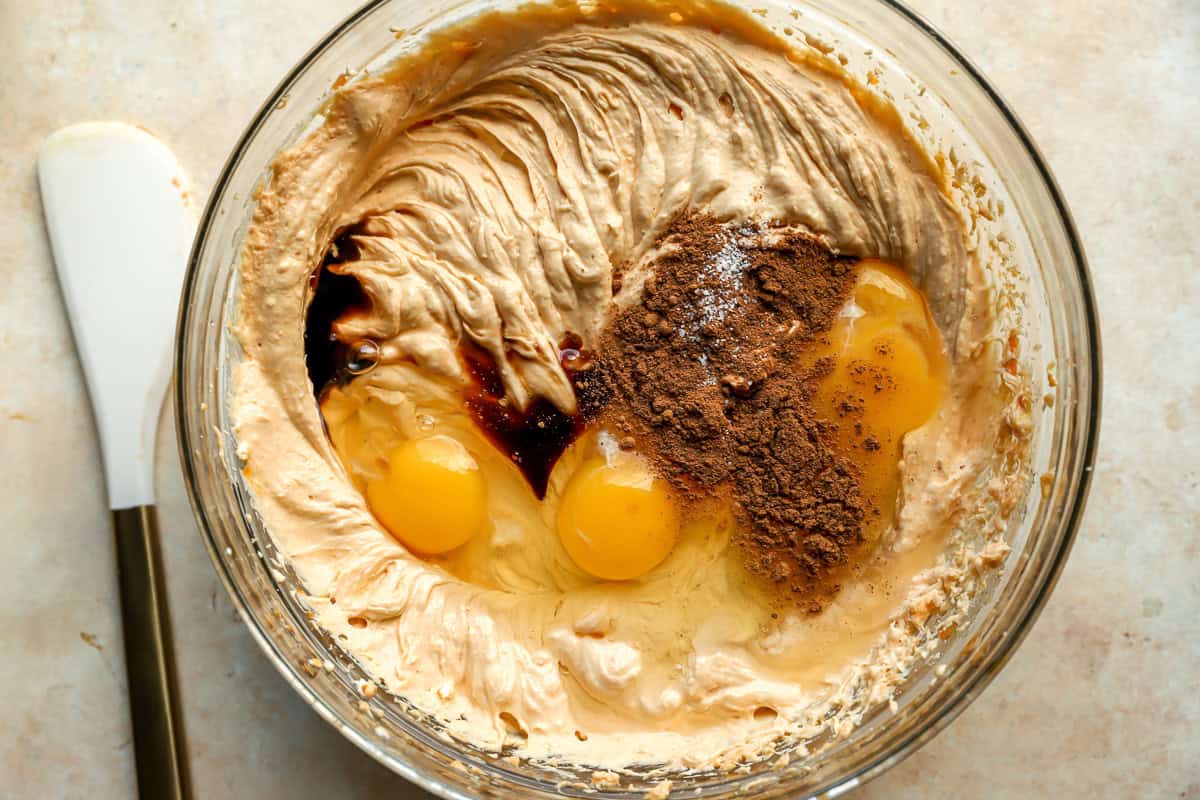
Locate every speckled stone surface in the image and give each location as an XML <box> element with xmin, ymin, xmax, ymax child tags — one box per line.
<box><xmin>1</xmin><ymin>1</ymin><xmax>1196</xmax><ymax>797</ymax></box>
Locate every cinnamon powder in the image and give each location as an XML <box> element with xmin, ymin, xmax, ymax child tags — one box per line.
<box><xmin>597</xmin><ymin>215</ymin><xmax>867</xmax><ymax>609</ymax></box>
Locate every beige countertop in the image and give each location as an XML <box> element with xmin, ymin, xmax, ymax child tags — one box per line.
<box><xmin>1</xmin><ymin>1</ymin><xmax>1196</xmax><ymax>797</ymax></box>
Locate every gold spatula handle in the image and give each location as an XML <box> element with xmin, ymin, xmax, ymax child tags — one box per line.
<box><xmin>113</xmin><ymin>506</ymin><xmax>193</xmax><ymax>800</ymax></box>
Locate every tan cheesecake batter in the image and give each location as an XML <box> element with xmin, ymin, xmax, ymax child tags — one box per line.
<box><xmin>232</xmin><ymin>0</ymin><xmax>1030</xmax><ymax>771</ymax></box>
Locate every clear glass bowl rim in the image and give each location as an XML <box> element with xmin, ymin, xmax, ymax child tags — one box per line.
<box><xmin>174</xmin><ymin>0</ymin><xmax>1102</xmax><ymax>796</ymax></box>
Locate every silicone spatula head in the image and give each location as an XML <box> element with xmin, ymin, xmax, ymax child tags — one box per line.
<box><xmin>38</xmin><ymin>122</ymin><xmax>195</xmax><ymax>509</ymax></box>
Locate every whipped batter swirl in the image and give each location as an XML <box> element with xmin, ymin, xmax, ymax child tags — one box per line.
<box><xmin>234</xmin><ymin>1</ymin><xmax>1013</xmax><ymax>770</ymax></box>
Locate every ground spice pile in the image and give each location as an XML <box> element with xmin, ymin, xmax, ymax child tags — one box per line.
<box><xmin>599</xmin><ymin>215</ymin><xmax>867</xmax><ymax>608</ymax></box>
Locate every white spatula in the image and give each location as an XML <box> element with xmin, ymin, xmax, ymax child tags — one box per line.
<box><xmin>39</xmin><ymin>121</ymin><xmax>194</xmax><ymax>800</ymax></box>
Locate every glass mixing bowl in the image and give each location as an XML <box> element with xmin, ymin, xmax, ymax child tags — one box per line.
<box><xmin>175</xmin><ymin>0</ymin><xmax>1100</xmax><ymax>796</ymax></box>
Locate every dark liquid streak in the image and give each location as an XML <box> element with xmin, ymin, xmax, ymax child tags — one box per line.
<box><xmin>305</xmin><ymin>229</ymin><xmax>370</xmax><ymax>398</ymax></box>
<box><xmin>461</xmin><ymin>333</ymin><xmax>609</xmax><ymax>499</ymax></box>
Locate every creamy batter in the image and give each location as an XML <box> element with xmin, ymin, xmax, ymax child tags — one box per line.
<box><xmin>232</xmin><ymin>0</ymin><xmax>1028</xmax><ymax>770</ymax></box>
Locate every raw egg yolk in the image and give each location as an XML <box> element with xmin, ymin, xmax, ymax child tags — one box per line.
<box><xmin>556</xmin><ymin>453</ymin><xmax>679</xmax><ymax>581</ymax></box>
<box><xmin>365</xmin><ymin>435</ymin><xmax>486</xmax><ymax>555</ymax></box>
<box><xmin>815</xmin><ymin>260</ymin><xmax>949</xmax><ymax>537</ymax></box>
